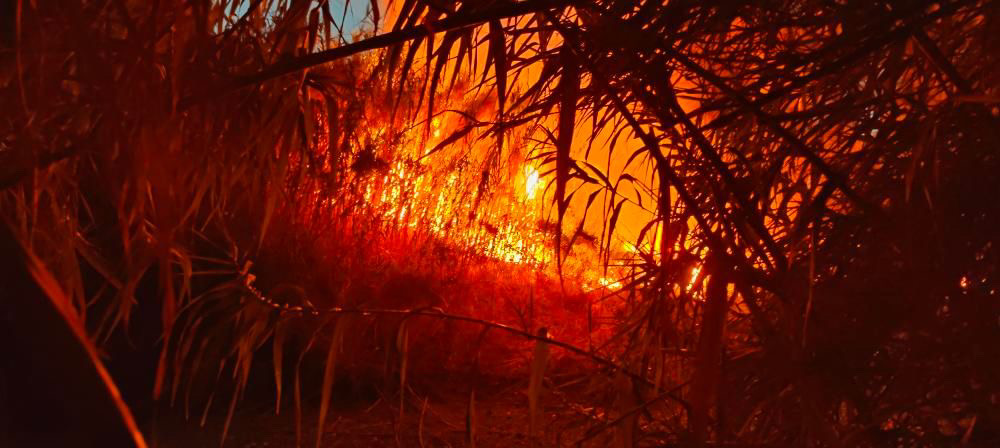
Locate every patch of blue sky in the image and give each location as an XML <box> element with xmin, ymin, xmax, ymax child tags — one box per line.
<box><xmin>227</xmin><ymin>1</ymin><xmax>372</xmax><ymax>38</ymax></box>
<box><xmin>328</xmin><ymin>0</ymin><xmax>372</xmax><ymax>37</ymax></box>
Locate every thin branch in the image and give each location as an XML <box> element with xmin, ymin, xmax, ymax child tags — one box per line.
<box><xmin>912</xmin><ymin>28</ymin><xmax>973</xmax><ymax>94</ymax></box>
<box><xmin>573</xmin><ymin>381</ymin><xmax>690</xmax><ymax>447</ymax></box>
<box><xmin>245</xmin><ymin>278</ymin><xmax>655</xmax><ymax>387</ymax></box>
<box><xmin>180</xmin><ymin>0</ymin><xmax>577</xmax><ymax>109</ymax></box>
<box><xmin>696</xmin><ymin>0</ymin><xmax>975</xmax><ymax>130</ymax></box>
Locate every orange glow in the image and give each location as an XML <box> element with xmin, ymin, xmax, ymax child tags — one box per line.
<box><xmin>524</xmin><ymin>165</ymin><xmax>544</xmax><ymax>201</ymax></box>
<box><xmin>687</xmin><ymin>266</ymin><xmax>701</xmax><ymax>292</ymax></box>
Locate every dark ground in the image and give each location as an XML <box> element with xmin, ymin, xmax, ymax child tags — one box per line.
<box><xmin>152</xmin><ymin>374</ymin><xmax>610</xmax><ymax>447</ymax></box>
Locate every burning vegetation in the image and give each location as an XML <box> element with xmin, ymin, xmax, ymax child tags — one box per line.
<box><xmin>1</xmin><ymin>0</ymin><xmax>1000</xmax><ymax>447</ymax></box>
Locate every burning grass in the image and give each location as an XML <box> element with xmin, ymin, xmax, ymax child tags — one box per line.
<box><xmin>3</xmin><ymin>0</ymin><xmax>1000</xmax><ymax>447</ymax></box>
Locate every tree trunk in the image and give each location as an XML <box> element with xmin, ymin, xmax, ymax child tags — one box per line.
<box><xmin>689</xmin><ymin>270</ymin><xmax>728</xmax><ymax>444</ymax></box>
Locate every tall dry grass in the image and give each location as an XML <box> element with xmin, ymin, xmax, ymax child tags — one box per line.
<box><xmin>3</xmin><ymin>0</ymin><xmax>1000</xmax><ymax>446</ymax></box>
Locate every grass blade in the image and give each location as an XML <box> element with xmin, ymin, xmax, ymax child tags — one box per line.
<box><xmin>316</xmin><ymin>318</ymin><xmax>346</xmax><ymax>448</ymax></box>
<box><xmin>418</xmin><ymin>396</ymin><xmax>428</xmax><ymax>448</ymax></box>
<box><xmin>273</xmin><ymin>319</ymin><xmax>286</xmax><ymax>415</ymax></box>
<box><xmin>528</xmin><ymin>327</ymin><xmax>550</xmax><ymax>446</ymax></box>
<box><xmin>466</xmin><ymin>390</ymin><xmax>477</xmax><ymax>448</ymax></box>
<box><xmin>397</xmin><ymin>321</ymin><xmax>409</xmax><ymax>421</ymax></box>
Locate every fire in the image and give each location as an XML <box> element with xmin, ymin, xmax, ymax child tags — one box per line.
<box><xmin>524</xmin><ymin>165</ymin><xmax>544</xmax><ymax>201</ymax></box>
<box><xmin>347</xmin><ymin>128</ymin><xmax>553</xmax><ymax>267</ymax></box>
<box><xmin>432</xmin><ymin>118</ymin><xmax>442</xmax><ymax>139</ymax></box>
<box><xmin>299</xmin><ymin>56</ymin><xmax>623</xmax><ymax>278</ymax></box>
<box><xmin>599</xmin><ymin>277</ymin><xmax>622</xmax><ymax>290</ymax></box>
<box><xmin>687</xmin><ymin>266</ymin><xmax>701</xmax><ymax>291</ymax></box>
